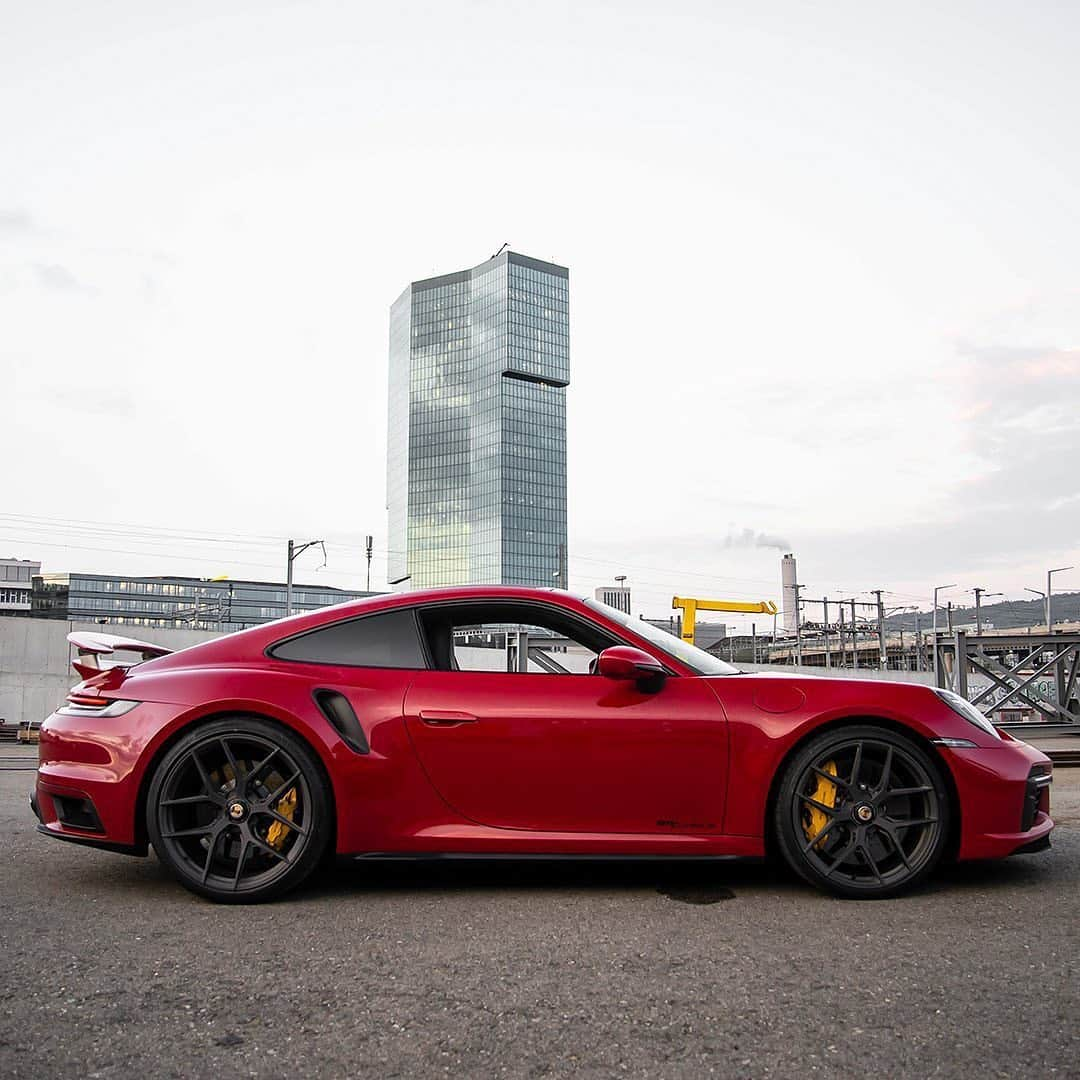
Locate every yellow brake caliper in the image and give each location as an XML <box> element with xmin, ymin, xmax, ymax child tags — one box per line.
<box><xmin>802</xmin><ymin>760</ymin><xmax>838</xmax><ymax>849</ymax></box>
<box><xmin>266</xmin><ymin>786</ymin><xmax>297</xmax><ymax>850</ymax></box>
<box><xmin>214</xmin><ymin>762</ymin><xmax>296</xmax><ymax>851</ymax></box>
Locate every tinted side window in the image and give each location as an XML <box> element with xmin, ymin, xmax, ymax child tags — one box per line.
<box><xmin>270</xmin><ymin>609</ymin><xmax>426</xmax><ymax>668</ymax></box>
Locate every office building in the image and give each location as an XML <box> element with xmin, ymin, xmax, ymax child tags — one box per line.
<box><xmin>0</xmin><ymin>558</ymin><xmax>39</xmax><ymax>614</ymax></box>
<box><xmin>388</xmin><ymin>249</ymin><xmax>569</xmax><ymax>589</ymax></box>
<box><xmin>595</xmin><ymin>578</ymin><xmax>631</xmax><ymax>614</ymax></box>
<box><xmin>644</xmin><ymin>617</ymin><xmax>728</xmax><ymax>650</ymax></box>
<box><xmin>32</xmin><ymin>573</ymin><xmax>378</xmax><ymax>630</ymax></box>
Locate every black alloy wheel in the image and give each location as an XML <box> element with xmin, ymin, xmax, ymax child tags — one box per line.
<box><xmin>147</xmin><ymin>717</ymin><xmax>330</xmax><ymax>903</ymax></box>
<box><xmin>774</xmin><ymin>725</ymin><xmax>951</xmax><ymax>899</ymax></box>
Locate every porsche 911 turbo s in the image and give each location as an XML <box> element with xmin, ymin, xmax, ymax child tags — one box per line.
<box><xmin>31</xmin><ymin>587</ymin><xmax>1053</xmax><ymax>903</ymax></box>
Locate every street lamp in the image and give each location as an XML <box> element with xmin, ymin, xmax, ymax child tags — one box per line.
<box><xmin>932</xmin><ymin>584</ymin><xmax>956</xmax><ymax>684</ymax></box>
<box><xmin>1024</xmin><ymin>588</ymin><xmax>1046</xmax><ymax>636</ymax></box>
<box><xmin>1047</xmin><ymin>566</ymin><xmax>1074</xmax><ymax>631</ymax></box>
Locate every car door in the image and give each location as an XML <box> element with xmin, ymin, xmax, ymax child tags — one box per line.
<box><xmin>403</xmin><ymin>644</ymin><xmax>728</xmax><ymax>836</ymax></box>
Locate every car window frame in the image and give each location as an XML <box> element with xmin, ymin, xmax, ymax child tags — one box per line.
<box><xmin>265</xmin><ymin>598</ymin><xmax>680</xmax><ymax>677</ymax></box>
<box><xmin>265</xmin><ymin>606</ymin><xmax>434</xmax><ymax>670</ymax></box>
<box><xmin>416</xmin><ymin>598</ymin><xmax>629</xmax><ymax>677</ymax></box>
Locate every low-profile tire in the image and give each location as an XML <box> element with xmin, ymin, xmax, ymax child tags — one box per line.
<box><xmin>146</xmin><ymin>716</ymin><xmax>331</xmax><ymax>904</ymax></box>
<box><xmin>773</xmin><ymin>724</ymin><xmax>951</xmax><ymax>899</ymax></box>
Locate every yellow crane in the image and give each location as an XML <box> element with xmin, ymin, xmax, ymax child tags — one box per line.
<box><xmin>672</xmin><ymin>595</ymin><xmax>779</xmax><ymax>646</ymax></box>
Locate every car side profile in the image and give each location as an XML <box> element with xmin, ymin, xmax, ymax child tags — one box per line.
<box><xmin>32</xmin><ymin>586</ymin><xmax>1053</xmax><ymax>903</ymax></box>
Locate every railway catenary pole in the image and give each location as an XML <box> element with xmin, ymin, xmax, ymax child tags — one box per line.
<box><xmin>822</xmin><ymin>597</ymin><xmax>830</xmax><ymax>670</ymax></box>
<box><xmin>873</xmin><ymin>589</ymin><xmax>887</xmax><ymax>669</ymax></box>
<box><xmin>972</xmin><ymin>587</ymin><xmax>1003</xmax><ymax>638</ymax></box>
<box><xmin>286</xmin><ymin>539</ymin><xmax>326</xmax><ymax>617</ymax></box>
<box><xmin>932</xmin><ymin>584</ymin><xmax>956</xmax><ymax>686</ymax></box>
<box><xmin>287</xmin><ymin>540</ymin><xmax>293</xmax><ymax>615</ymax></box>
<box><xmin>793</xmin><ymin>581</ymin><xmax>803</xmax><ymax>666</ymax></box>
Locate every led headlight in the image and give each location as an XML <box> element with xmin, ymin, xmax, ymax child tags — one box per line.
<box><xmin>933</xmin><ymin>688</ymin><xmax>1002</xmax><ymax>741</ymax></box>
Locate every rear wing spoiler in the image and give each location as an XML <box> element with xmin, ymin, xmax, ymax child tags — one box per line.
<box><xmin>67</xmin><ymin>631</ymin><xmax>172</xmax><ymax>679</ymax></box>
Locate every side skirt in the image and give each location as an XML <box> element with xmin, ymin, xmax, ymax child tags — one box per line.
<box><xmin>345</xmin><ymin>852</ymin><xmax>760</xmax><ymax>864</ymax></box>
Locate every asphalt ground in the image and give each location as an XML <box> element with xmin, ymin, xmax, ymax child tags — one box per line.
<box><xmin>1</xmin><ymin>749</ymin><xmax>1078</xmax><ymax>1080</ymax></box>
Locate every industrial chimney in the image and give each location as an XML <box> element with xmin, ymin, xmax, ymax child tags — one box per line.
<box><xmin>781</xmin><ymin>553</ymin><xmax>797</xmax><ymax>634</ymax></box>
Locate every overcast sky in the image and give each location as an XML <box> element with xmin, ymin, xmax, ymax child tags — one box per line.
<box><xmin>2</xmin><ymin>0</ymin><xmax>1078</xmax><ymax>627</ymax></box>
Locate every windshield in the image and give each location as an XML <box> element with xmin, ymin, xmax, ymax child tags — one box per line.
<box><xmin>584</xmin><ymin>598</ymin><xmax>739</xmax><ymax>676</ymax></box>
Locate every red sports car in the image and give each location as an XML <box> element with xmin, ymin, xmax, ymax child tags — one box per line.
<box><xmin>32</xmin><ymin>586</ymin><xmax>1053</xmax><ymax>903</ymax></box>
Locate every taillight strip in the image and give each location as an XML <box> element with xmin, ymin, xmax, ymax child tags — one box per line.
<box><xmin>67</xmin><ymin>693</ymin><xmax>111</xmax><ymax>707</ymax></box>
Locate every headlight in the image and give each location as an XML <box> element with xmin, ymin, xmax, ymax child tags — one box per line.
<box><xmin>933</xmin><ymin>688</ymin><xmax>1001</xmax><ymax>741</ymax></box>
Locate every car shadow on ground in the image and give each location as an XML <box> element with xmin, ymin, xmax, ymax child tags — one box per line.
<box><xmin>28</xmin><ymin>821</ymin><xmax>1069</xmax><ymax>906</ymax></box>
<box><xmin>322</xmin><ymin>855</ymin><xmax>778</xmax><ymax>895</ymax></box>
<box><xmin>292</xmin><ymin>845</ymin><xmax>1064</xmax><ymax>904</ymax></box>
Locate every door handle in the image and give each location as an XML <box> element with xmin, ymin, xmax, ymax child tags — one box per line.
<box><xmin>418</xmin><ymin>709</ymin><xmax>478</xmax><ymax>727</ymax></box>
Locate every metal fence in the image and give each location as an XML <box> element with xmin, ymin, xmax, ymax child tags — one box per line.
<box><xmin>933</xmin><ymin>630</ymin><xmax>1080</xmax><ymax>723</ymax></box>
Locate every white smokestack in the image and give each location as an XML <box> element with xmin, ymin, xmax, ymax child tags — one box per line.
<box><xmin>781</xmin><ymin>553</ymin><xmax>797</xmax><ymax>634</ymax></box>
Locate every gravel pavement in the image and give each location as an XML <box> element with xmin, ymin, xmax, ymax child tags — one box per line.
<box><xmin>1</xmin><ymin>752</ymin><xmax>1078</xmax><ymax>1079</ymax></box>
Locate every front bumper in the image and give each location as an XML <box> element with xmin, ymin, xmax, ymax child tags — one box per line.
<box><xmin>942</xmin><ymin>734</ymin><xmax>1054</xmax><ymax>860</ymax></box>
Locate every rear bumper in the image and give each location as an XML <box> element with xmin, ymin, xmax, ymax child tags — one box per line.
<box><xmin>31</xmin><ymin>703</ymin><xmax>176</xmax><ymax>853</ymax></box>
<box><xmin>944</xmin><ymin>735</ymin><xmax>1055</xmax><ymax>860</ymax></box>
<box><xmin>31</xmin><ymin>783</ymin><xmax>147</xmax><ymax>856</ymax></box>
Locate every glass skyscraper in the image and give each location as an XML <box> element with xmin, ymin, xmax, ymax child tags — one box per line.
<box><xmin>387</xmin><ymin>250</ymin><xmax>569</xmax><ymax>589</ymax></box>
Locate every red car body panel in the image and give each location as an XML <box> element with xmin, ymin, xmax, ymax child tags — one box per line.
<box><xmin>404</xmin><ymin>670</ymin><xmax>728</xmax><ymax>834</ymax></box>
<box><xmin>34</xmin><ymin>586</ymin><xmax>1053</xmax><ymax>866</ymax></box>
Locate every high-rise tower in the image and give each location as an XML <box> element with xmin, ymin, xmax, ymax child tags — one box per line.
<box><xmin>387</xmin><ymin>250</ymin><xmax>569</xmax><ymax>589</ymax></box>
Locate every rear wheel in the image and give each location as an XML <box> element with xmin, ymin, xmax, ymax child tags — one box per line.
<box><xmin>147</xmin><ymin>717</ymin><xmax>330</xmax><ymax>903</ymax></box>
<box><xmin>774</xmin><ymin>724</ymin><xmax>950</xmax><ymax>899</ymax></box>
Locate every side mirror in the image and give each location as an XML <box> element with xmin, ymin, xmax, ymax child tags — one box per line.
<box><xmin>597</xmin><ymin>646</ymin><xmax>666</xmax><ymax>690</ymax></box>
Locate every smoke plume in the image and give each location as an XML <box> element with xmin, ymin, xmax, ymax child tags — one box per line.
<box><xmin>721</xmin><ymin>528</ymin><xmax>792</xmax><ymax>551</ymax></box>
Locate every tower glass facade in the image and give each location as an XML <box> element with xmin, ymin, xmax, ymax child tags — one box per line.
<box><xmin>387</xmin><ymin>251</ymin><xmax>569</xmax><ymax>589</ymax></box>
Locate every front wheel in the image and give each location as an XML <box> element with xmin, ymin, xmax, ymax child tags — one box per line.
<box><xmin>774</xmin><ymin>725</ymin><xmax>951</xmax><ymax>899</ymax></box>
<box><xmin>146</xmin><ymin>717</ymin><xmax>331</xmax><ymax>903</ymax></box>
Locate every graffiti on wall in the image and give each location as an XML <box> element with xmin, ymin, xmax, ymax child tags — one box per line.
<box><xmin>968</xmin><ymin>674</ymin><xmax>1057</xmax><ymax>708</ymax></box>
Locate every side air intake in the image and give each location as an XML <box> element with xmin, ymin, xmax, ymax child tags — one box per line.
<box><xmin>313</xmin><ymin>690</ymin><xmax>370</xmax><ymax>755</ymax></box>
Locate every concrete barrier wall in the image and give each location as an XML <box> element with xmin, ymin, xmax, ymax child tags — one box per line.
<box><xmin>0</xmin><ymin>622</ymin><xmax>589</xmax><ymax>725</ymax></box>
<box><xmin>1</xmin><ymin>615</ymin><xmax>940</xmax><ymax>728</ymax></box>
<box><xmin>737</xmin><ymin>661</ymin><xmax>935</xmax><ymax>686</ymax></box>
<box><xmin>0</xmin><ymin>617</ymin><xmax>220</xmax><ymax>726</ymax></box>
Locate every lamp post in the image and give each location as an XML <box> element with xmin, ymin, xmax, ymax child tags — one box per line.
<box><xmin>1047</xmin><ymin>566</ymin><xmax>1074</xmax><ymax>631</ymax></box>
<box><xmin>1024</xmin><ymin>588</ymin><xmax>1045</xmax><ymax>635</ymax></box>
<box><xmin>932</xmin><ymin>584</ymin><xmax>956</xmax><ymax>684</ymax></box>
